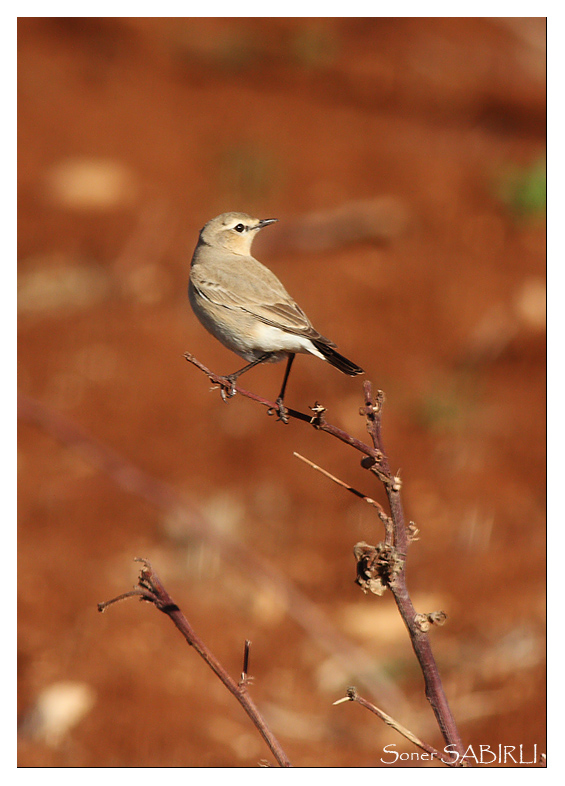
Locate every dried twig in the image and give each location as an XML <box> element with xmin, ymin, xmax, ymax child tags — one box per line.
<box><xmin>184</xmin><ymin>352</ymin><xmax>384</xmax><ymax>462</ymax></box>
<box><xmin>21</xmin><ymin>354</ymin><xmax>467</xmax><ymax>763</ymax></box>
<box><xmin>358</xmin><ymin>383</ymin><xmax>464</xmax><ymax>762</ymax></box>
<box><xmin>333</xmin><ymin>687</ymin><xmax>465</xmax><ymax>767</ymax></box>
<box><xmin>293</xmin><ymin>451</ymin><xmax>392</xmax><ymax>534</ymax></box>
<box><xmin>18</xmin><ymin>392</ymin><xmax>407</xmax><ymax>712</ymax></box>
<box><xmin>293</xmin><ymin>452</ymin><xmax>386</xmax><ymax>515</ymax></box>
<box><xmin>99</xmin><ymin>558</ymin><xmax>292</xmax><ymax>768</ymax></box>
<box><xmin>184</xmin><ymin>355</ymin><xmax>467</xmax><ymax>764</ymax></box>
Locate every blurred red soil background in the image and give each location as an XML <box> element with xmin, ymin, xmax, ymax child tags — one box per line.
<box><xmin>18</xmin><ymin>17</ymin><xmax>546</xmax><ymax>767</ymax></box>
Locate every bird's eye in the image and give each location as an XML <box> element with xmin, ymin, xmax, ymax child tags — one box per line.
<box><xmin>234</xmin><ymin>223</ymin><xmax>245</xmax><ymax>233</ymax></box>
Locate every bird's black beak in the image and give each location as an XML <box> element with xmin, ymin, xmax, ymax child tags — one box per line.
<box><xmin>256</xmin><ymin>218</ymin><xmax>278</xmax><ymax>229</ymax></box>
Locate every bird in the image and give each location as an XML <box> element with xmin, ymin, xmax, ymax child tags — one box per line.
<box><xmin>188</xmin><ymin>211</ymin><xmax>363</xmax><ymax>421</ymax></box>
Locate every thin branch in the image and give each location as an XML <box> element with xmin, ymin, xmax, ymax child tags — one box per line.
<box><xmin>184</xmin><ymin>352</ymin><xmax>384</xmax><ymax>462</ymax></box>
<box><xmin>184</xmin><ymin>354</ymin><xmax>467</xmax><ymax>763</ymax></box>
<box><xmin>333</xmin><ymin>687</ymin><xmax>466</xmax><ymax>767</ymax></box>
<box><xmin>293</xmin><ymin>451</ymin><xmax>391</xmax><ymax>532</ymax></box>
<box><xmin>18</xmin><ymin>392</ymin><xmax>408</xmax><ymax>713</ymax></box>
<box><xmin>22</xmin><ymin>357</ymin><xmax>468</xmax><ymax>763</ymax></box>
<box><xmin>99</xmin><ymin>558</ymin><xmax>292</xmax><ymax>768</ymax></box>
<box><xmin>360</xmin><ymin>382</ymin><xmax>465</xmax><ymax>761</ymax></box>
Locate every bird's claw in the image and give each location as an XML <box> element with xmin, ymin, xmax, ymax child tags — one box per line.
<box><xmin>275</xmin><ymin>397</ymin><xmax>289</xmax><ymax>424</ymax></box>
<box><xmin>219</xmin><ymin>375</ymin><xmax>237</xmax><ymax>402</ymax></box>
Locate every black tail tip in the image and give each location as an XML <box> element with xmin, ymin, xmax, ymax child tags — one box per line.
<box><xmin>342</xmin><ymin>361</ymin><xmax>364</xmax><ymax>376</ymax></box>
<box><xmin>312</xmin><ymin>340</ymin><xmax>364</xmax><ymax>376</ymax></box>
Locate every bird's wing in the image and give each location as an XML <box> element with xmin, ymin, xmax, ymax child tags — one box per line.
<box><xmin>242</xmin><ymin>300</ymin><xmax>328</xmax><ymax>341</ymax></box>
<box><xmin>191</xmin><ymin>254</ymin><xmax>335</xmax><ymax>344</ymax></box>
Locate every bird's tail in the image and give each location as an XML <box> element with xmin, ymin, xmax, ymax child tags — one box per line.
<box><xmin>311</xmin><ymin>340</ymin><xmax>364</xmax><ymax>376</ymax></box>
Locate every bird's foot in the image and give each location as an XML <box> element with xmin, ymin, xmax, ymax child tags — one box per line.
<box><xmin>273</xmin><ymin>396</ymin><xmax>289</xmax><ymax>424</ymax></box>
<box><xmin>219</xmin><ymin>374</ymin><xmax>237</xmax><ymax>402</ymax></box>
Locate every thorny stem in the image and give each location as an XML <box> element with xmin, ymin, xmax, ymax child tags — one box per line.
<box><xmin>99</xmin><ymin>559</ymin><xmax>292</xmax><ymax>768</ymax></box>
<box><xmin>185</xmin><ymin>353</ymin><xmax>467</xmax><ymax>764</ymax></box>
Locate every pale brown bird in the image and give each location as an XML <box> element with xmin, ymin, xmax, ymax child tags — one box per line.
<box><xmin>189</xmin><ymin>212</ymin><xmax>363</xmax><ymax>420</ymax></box>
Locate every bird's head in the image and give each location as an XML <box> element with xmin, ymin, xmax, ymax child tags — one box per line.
<box><xmin>199</xmin><ymin>212</ymin><xmax>278</xmax><ymax>255</ymax></box>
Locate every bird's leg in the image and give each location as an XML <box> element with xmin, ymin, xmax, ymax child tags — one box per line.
<box><xmin>221</xmin><ymin>353</ymin><xmax>273</xmax><ymax>399</ymax></box>
<box><xmin>275</xmin><ymin>353</ymin><xmax>295</xmax><ymax>424</ymax></box>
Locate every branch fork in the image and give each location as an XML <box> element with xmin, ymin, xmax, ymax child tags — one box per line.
<box><xmin>99</xmin><ymin>559</ymin><xmax>292</xmax><ymax>768</ymax></box>
<box><xmin>183</xmin><ymin>352</ymin><xmax>467</xmax><ymax>764</ymax></box>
